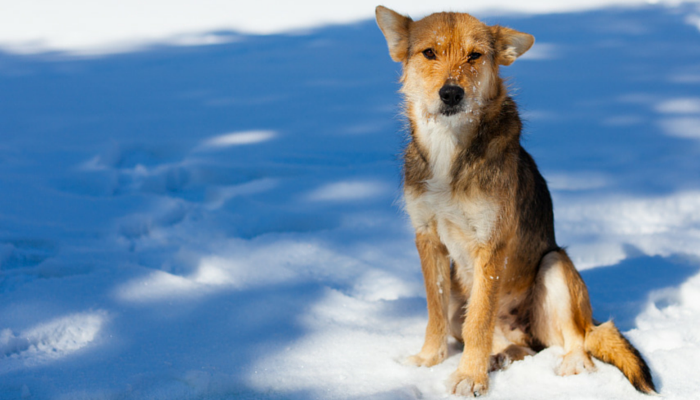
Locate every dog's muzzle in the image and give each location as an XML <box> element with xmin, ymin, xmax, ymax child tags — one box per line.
<box><xmin>439</xmin><ymin>85</ymin><xmax>464</xmax><ymax>115</ymax></box>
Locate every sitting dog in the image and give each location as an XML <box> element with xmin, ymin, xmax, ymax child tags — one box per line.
<box><xmin>375</xmin><ymin>5</ymin><xmax>655</xmax><ymax>397</ymax></box>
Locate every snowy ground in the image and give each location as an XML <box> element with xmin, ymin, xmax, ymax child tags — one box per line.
<box><xmin>2</xmin><ymin>1</ymin><xmax>700</xmax><ymax>399</ymax></box>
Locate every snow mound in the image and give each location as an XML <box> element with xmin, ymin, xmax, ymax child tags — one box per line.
<box><xmin>0</xmin><ymin>312</ymin><xmax>107</xmax><ymax>373</ymax></box>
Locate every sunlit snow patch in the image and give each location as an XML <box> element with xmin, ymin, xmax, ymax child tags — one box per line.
<box><xmin>351</xmin><ymin>269</ymin><xmax>422</xmax><ymax>301</ymax></box>
<box><xmin>0</xmin><ymin>311</ymin><xmax>107</xmax><ymax>373</ymax></box>
<box><xmin>558</xmin><ymin>191</ymin><xmax>700</xmax><ymax>268</ymax></box>
<box><xmin>655</xmin><ymin>97</ymin><xmax>700</xmax><ymax>139</ymax></box>
<box><xmin>115</xmin><ymin>270</ymin><xmax>203</xmax><ymax>302</ymax></box>
<box><xmin>165</xmin><ymin>32</ymin><xmax>240</xmax><ymax>47</ymax></box>
<box><xmin>247</xmin><ymin>287</ymin><xmax>433</xmax><ymax>399</ymax></box>
<box><xmin>307</xmin><ymin>180</ymin><xmax>389</xmax><ymax>201</ymax></box>
<box><xmin>658</xmin><ymin>117</ymin><xmax>700</xmax><ymax>139</ymax></box>
<box><xmin>115</xmin><ymin>237</ymin><xmax>367</xmax><ymax>302</ymax></box>
<box><xmin>627</xmin><ymin>270</ymin><xmax>700</xmax><ymax>395</ymax></box>
<box><xmin>562</xmin><ymin>242</ymin><xmax>628</xmax><ymax>271</ymax></box>
<box><xmin>197</xmin><ymin>130</ymin><xmax>276</xmax><ymax>150</ymax></box>
<box><xmin>655</xmin><ymin>97</ymin><xmax>700</xmax><ymax>114</ymax></box>
<box><xmin>546</xmin><ymin>172</ymin><xmax>611</xmax><ymax>191</ymax></box>
<box><xmin>668</xmin><ymin>73</ymin><xmax>700</xmax><ymax>83</ymax></box>
<box><xmin>205</xmin><ymin>178</ymin><xmax>278</xmax><ymax>210</ymax></box>
<box><xmin>685</xmin><ymin>12</ymin><xmax>700</xmax><ymax>32</ymax></box>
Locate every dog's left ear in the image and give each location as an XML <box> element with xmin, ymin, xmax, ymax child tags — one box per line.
<box><xmin>491</xmin><ymin>26</ymin><xmax>535</xmax><ymax>66</ymax></box>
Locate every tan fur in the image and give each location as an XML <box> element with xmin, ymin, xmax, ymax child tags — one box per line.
<box><xmin>375</xmin><ymin>5</ymin><xmax>656</xmax><ymax>397</ymax></box>
<box><xmin>407</xmin><ymin>226</ymin><xmax>451</xmax><ymax>367</ymax></box>
<box><xmin>586</xmin><ymin>321</ymin><xmax>657</xmax><ymax>393</ymax></box>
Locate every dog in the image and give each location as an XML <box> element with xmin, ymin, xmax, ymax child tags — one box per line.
<box><xmin>375</xmin><ymin>6</ymin><xmax>656</xmax><ymax>397</ymax></box>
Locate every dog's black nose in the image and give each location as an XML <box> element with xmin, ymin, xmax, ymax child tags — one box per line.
<box><xmin>439</xmin><ymin>85</ymin><xmax>465</xmax><ymax>107</ymax></box>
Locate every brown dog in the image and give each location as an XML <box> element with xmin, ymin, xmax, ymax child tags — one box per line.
<box><xmin>375</xmin><ymin>5</ymin><xmax>656</xmax><ymax>397</ymax></box>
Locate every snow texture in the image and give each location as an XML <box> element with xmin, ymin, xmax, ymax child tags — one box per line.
<box><xmin>1</xmin><ymin>1</ymin><xmax>700</xmax><ymax>399</ymax></box>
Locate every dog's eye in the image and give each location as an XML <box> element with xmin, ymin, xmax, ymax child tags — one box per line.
<box><xmin>422</xmin><ymin>48</ymin><xmax>437</xmax><ymax>60</ymax></box>
<box><xmin>468</xmin><ymin>52</ymin><xmax>482</xmax><ymax>61</ymax></box>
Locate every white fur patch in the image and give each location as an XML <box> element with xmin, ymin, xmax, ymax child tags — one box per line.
<box><xmin>542</xmin><ymin>263</ymin><xmax>571</xmax><ymax>316</ymax></box>
<box><xmin>538</xmin><ymin>254</ymin><xmax>573</xmax><ymax>347</ymax></box>
<box><xmin>404</xmin><ymin>109</ymin><xmax>498</xmax><ymax>278</ymax></box>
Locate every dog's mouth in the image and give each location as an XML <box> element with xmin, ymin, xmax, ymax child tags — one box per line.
<box><xmin>440</xmin><ymin>105</ymin><xmax>463</xmax><ymax>116</ymax></box>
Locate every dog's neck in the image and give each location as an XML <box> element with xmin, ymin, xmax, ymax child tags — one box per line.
<box><xmin>405</xmin><ymin>84</ymin><xmax>515</xmax><ymax>185</ymax></box>
<box><xmin>417</xmin><ymin>109</ymin><xmax>479</xmax><ymax>145</ymax></box>
<box><xmin>408</xmin><ymin>96</ymin><xmax>488</xmax><ymax>159</ymax></box>
<box><xmin>408</xmin><ymin>106</ymin><xmax>477</xmax><ymax>185</ymax></box>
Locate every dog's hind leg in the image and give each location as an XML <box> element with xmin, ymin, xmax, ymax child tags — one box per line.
<box><xmin>406</xmin><ymin>227</ymin><xmax>452</xmax><ymax>367</ymax></box>
<box><xmin>530</xmin><ymin>250</ymin><xmax>656</xmax><ymax>393</ymax></box>
<box><xmin>488</xmin><ymin>325</ymin><xmax>535</xmax><ymax>372</ymax></box>
<box><xmin>530</xmin><ymin>250</ymin><xmax>596</xmax><ymax>376</ymax></box>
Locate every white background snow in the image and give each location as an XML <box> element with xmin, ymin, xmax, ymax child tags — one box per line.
<box><xmin>1</xmin><ymin>1</ymin><xmax>700</xmax><ymax>399</ymax></box>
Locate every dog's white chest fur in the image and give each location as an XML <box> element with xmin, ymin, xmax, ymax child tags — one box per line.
<box><xmin>404</xmin><ymin>117</ymin><xmax>498</xmax><ymax>269</ymax></box>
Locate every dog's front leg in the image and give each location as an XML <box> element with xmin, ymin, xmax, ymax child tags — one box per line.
<box><xmin>407</xmin><ymin>228</ymin><xmax>451</xmax><ymax>367</ymax></box>
<box><xmin>449</xmin><ymin>245</ymin><xmax>505</xmax><ymax>397</ymax></box>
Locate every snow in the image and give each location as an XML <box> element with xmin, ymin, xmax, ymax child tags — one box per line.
<box><xmin>1</xmin><ymin>1</ymin><xmax>693</xmax><ymax>55</ymax></box>
<box><xmin>1</xmin><ymin>1</ymin><xmax>700</xmax><ymax>399</ymax></box>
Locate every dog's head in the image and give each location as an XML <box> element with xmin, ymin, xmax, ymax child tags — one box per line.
<box><xmin>376</xmin><ymin>6</ymin><xmax>533</xmax><ymax>124</ymax></box>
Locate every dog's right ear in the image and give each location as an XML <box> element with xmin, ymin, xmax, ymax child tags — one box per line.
<box><xmin>375</xmin><ymin>6</ymin><xmax>412</xmax><ymax>62</ymax></box>
<box><xmin>490</xmin><ymin>25</ymin><xmax>535</xmax><ymax>66</ymax></box>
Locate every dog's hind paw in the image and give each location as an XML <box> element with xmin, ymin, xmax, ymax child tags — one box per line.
<box><xmin>448</xmin><ymin>371</ymin><xmax>489</xmax><ymax>397</ymax></box>
<box><xmin>488</xmin><ymin>352</ymin><xmax>511</xmax><ymax>372</ymax></box>
<box><xmin>557</xmin><ymin>348</ymin><xmax>596</xmax><ymax>376</ymax></box>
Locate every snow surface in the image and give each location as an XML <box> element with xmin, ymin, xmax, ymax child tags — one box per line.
<box><xmin>0</xmin><ymin>0</ymin><xmax>696</xmax><ymax>54</ymax></box>
<box><xmin>1</xmin><ymin>1</ymin><xmax>700</xmax><ymax>399</ymax></box>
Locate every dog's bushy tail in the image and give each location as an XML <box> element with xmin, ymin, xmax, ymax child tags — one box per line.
<box><xmin>585</xmin><ymin>321</ymin><xmax>656</xmax><ymax>394</ymax></box>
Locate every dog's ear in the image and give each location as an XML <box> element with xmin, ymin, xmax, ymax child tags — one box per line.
<box><xmin>376</xmin><ymin>6</ymin><xmax>412</xmax><ymax>62</ymax></box>
<box><xmin>491</xmin><ymin>25</ymin><xmax>535</xmax><ymax>66</ymax></box>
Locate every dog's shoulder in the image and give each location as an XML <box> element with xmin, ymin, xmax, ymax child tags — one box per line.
<box><xmin>450</xmin><ymin>95</ymin><xmax>523</xmax><ymax>194</ymax></box>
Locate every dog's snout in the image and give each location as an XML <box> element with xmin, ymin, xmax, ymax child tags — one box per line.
<box><xmin>439</xmin><ymin>85</ymin><xmax>465</xmax><ymax>107</ymax></box>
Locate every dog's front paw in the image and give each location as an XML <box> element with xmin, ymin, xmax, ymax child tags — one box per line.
<box><xmin>405</xmin><ymin>345</ymin><xmax>448</xmax><ymax>367</ymax></box>
<box><xmin>448</xmin><ymin>371</ymin><xmax>489</xmax><ymax>397</ymax></box>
